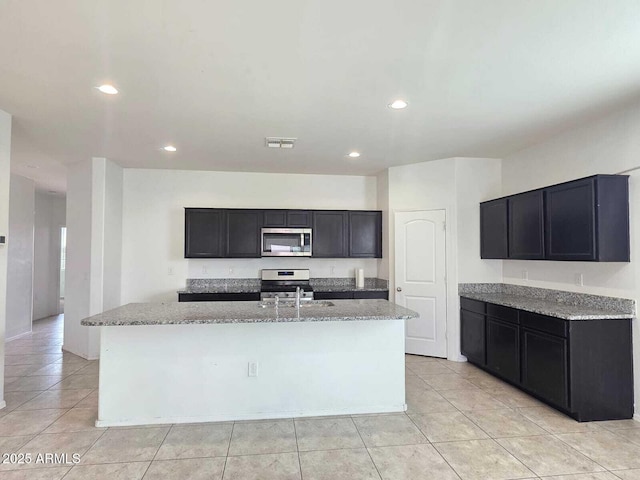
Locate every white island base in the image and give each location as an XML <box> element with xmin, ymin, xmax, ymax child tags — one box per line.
<box><xmin>97</xmin><ymin>319</ymin><xmax>405</xmax><ymax>427</ymax></box>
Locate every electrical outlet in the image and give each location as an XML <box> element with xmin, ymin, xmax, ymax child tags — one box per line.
<box><xmin>574</xmin><ymin>273</ymin><xmax>584</xmax><ymax>286</ymax></box>
<box><xmin>202</xmin><ymin>266</ymin><xmax>208</xmax><ymax>274</ymax></box>
<box><xmin>248</xmin><ymin>361</ymin><xmax>258</xmax><ymax>377</ymax></box>
<box><xmin>521</xmin><ymin>270</ymin><xmax>528</xmax><ymax>281</ymax></box>
<box><xmin>330</xmin><ymin>266</ymin><xmax>335</xmax><ymax>276</ymax></box>
<box><xmin>229</xmin><ymin>267</ymin><xmax>234</xmax><ymax>275</ymax></box>
<box><xmin>168</xmin><ymin>267</ymin><xmax>174</xmax><ymax>276</ymax></box>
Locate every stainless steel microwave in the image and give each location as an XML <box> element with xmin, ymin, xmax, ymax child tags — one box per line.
<box><xmin>261</xmin><ymin>228</ymin><xmax>312</xmax><ymax>257</ymax></box>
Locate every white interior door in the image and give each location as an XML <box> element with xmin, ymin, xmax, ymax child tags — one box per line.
<box><xmin>395</xmin><ymin>210</ymin><xmax>447</xmax><ymax>358</ymax></box>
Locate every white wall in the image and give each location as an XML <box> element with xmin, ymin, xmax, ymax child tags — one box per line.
<box><xmin>376</xmin><ymin>169</ymin><xmax>390</xmax><ymax>280</ymax></box>
<box><xmin>501</xmin><ymin>98</ymin><xmax>640</xmax><ymax>415</ymax></box>
<box><xmin>386</xmin><ymin>157</ymin><xmax>503</xmax><ymax>361</ymax></box>
<box><xmin>33</xmin><ymin>192</ymin><xmax>66</xmax><ymax>320</ymax></box>
<box><xmin>455</xmin><ymin>158</ymin><xmax>503</xmax><ymax>283</ymax></box>
<box><xmin>65</xmin><ymin>158</ymin><xmax>123</xmax><ymax>359</ymax></box>
<box><xmin>102</xmin><ymin>160</ymin><xmax>122</xmax><ymax>312</ymax></box>
<box><xmin>0</xmin><ymin>109</ymin><xmax>12</xmax><ymax>408</ymax></box>
<box><xmin>5</xmin><ymin>174</ymin><xmax>35</xmax><ymax>340</ymax></box>
<box><xmin>121</xmin><ymin>169</ymin><xmax>378</xmax><ymax>303</ymax></box>
<box><xmin>502</xmin><ymin>100</ymin><xmax>640</xmax><ymax>297</ymax></box>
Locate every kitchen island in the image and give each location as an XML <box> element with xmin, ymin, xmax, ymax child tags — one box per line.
<box><xmin>81</xmin><ymin>299</ymin><xmax>417</xmax><ymax>427</ymax></box>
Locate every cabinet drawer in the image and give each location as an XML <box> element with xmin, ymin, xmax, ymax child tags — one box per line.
<box><xmin>460</xmin><ymin>297</ymin><xmax>486</xmax><ymax>315</ymax></box>
<box><xmin>487</xmin><ymin>303</ymin><xmax>519</xmax><ymax>324</ymax></box>
<box><xmin>314</xmin><ymin>291</ymin><xmax>353</xmax><ymax>300</ymax></box>
<box><xmin>353</xmin><ymin>291</ymin><xmax>388</xmax><ymax>300</ymax></box>
<box><xmin>520</xmin><ymin>311</ymin><xmax>568</xmax><ymax>338</ymax></box>
<box><xmin>179</xmin><ymin>293</ymin><xmax>260</xmax><ymax>302</ymax></box>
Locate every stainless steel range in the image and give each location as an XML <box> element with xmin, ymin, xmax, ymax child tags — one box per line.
<box><xmin>260</xmin><ymin>269</ymin><xmax>314</xmax><ymax>302</ymax></box>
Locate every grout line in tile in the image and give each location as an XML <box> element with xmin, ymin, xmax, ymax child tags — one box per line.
<box><xmin>292</xmin><ymin>414</ymin><xmax>304</xmax><ymax>480</ymax></box>
<box><xmin>549</xmin><ymin>431</ymin><xmax>612</xmax><ymax>473</ymax></box>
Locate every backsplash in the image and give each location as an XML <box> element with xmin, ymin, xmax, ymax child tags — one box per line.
<box><xmin>187</xmin><ymin>257</ymin><xmax>379</xmax><ymax>279</ymax></box>
<box><xmin>459</xmin><ymin>283</ymin><xmax>635</xmax><ymax>315</ymax></box>
<box><xmin>310</xmin><ymin>278</ymin><xmax>389</xmax><ymax>290</ymax></box>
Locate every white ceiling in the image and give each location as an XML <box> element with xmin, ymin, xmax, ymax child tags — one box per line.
<box><xmin>1</xmin><ymin>0</ymin><xmax>640</xmax><ymax>192</ymax></box>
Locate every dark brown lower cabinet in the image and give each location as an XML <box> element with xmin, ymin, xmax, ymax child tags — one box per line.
<box><xmin>486</xmin><ymin>318</ymin><xmax>520</xmax><ymax>384</ymax></box>
<box><xmin>460</xmin><ymin>309</ymin><xmax>486</xmax><ymax>366</ymax></box>
<box><xmin>314</xmin><ymin>290</ymin><xmax>389</xmax><ymax>300</ymax></box>
<box><xmin>521</xmin><ymin>328</ymin><xmax>568</xmax><ymax>410</ymax></box>
<box><xmin>179</xmin><ymin>293</ymin><xmax>260</xmax><ymax>302</ymax></box>
<box><xmin>460</xmin><ymin>296</ymin><xmax>633</xmax><ymax>421</ymax></box>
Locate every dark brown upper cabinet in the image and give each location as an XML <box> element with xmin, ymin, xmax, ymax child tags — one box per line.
<box><xmin>184</xmin><ymin>208</ymin><xmax>224</xmax><ymax>258</ymax></box>
<box><xmin>185</xmin><ymin>208</ymin><xmax>382</xmax><ymax>259</ymax></box>
<box><xmin>479</xmin><ymin>175</ymin><xmax>629</xmax><ymax>262</ymax></box>
<box><xmin>348</xmin><ymin>211</ymin><xmax>382</xmax><ymax>258</ymax></box>
<box><xmin>225</xmin><ymin>210</ymin><xmax>262</xmax><ymax>258</ymax></box>
<box><xmin>312</xmin><ymin>211</ymin><xmax>349</xmax><ymax>258</ymax></box>
<box><xmin>263</xmin><ymin>210</ymin><xmax>312</xmax><ymax>228</ymax></box>
<box><xmin>545</xmin><ymin>176</ymin><xmax>629</xmax><ymax>261</ymax></box>
<box><xmin>480</xmin><ymin>198</ymin><xmax>508</xmax><ymax>259</ymax></box>
<box><xmin>508</xmin><ymin>190</ymin><xmax>545</xmax><ymax>260</ymax></box>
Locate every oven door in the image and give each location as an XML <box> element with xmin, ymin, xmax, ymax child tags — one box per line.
<box><xmin>261</xmin><ymin>228</ymin><xmax>312</xmax><ymax>256</ymax></box>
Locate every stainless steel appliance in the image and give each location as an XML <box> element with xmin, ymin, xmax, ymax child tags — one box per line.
<box><xmin>260</xmin><ymin>269</ymin><xmax>314</xmax><ymax>302</ymax></box>
<box><xmin>261</xmin><ymin>228</ymin><xmax>312</xmax><ymax>257</ymax></box>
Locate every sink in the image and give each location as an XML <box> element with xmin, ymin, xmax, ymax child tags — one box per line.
<box><xmin>258</xmin><ymin>300</ymin><xmax>335</xmax><ymax>309</ymax></box>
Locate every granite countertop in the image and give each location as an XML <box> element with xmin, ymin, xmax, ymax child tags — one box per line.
<box><xmin>178</xmin><ymin>277</ymin><xmax>389</xmax><ymax>294</ymax></box>
<box><xmin>310</xmin><ymin>285</ymin><xmax>389</xmax><ymax>292</ymax></box>
<box><xmin>81</xmin><ymin>299</ymin><xmax>417</xmax><ymax>326</ymax></box>
<box><xmin>460</xmin><ymin>292</ymin><xmax>633</xmax><ymax>320</ymax></box>
<box><xmin>178</xmin><ymin>286</ymin><xmax>260</xmax><ymax>294</ymax></box>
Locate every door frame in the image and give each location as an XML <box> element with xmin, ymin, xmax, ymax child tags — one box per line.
<box><xmin>391</xmin><ymin>208</ymin><xmax>463</xmax><ymax>362</ymax></box>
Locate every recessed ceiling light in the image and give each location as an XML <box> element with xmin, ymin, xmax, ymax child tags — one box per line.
<box><xmin>388</xmin><ymin>99</ymin><xmax>408</xmax><ymax>109</ymax></box>
<box><xmin>347</xmin><ymin>151</ymin><xmax>361</xmax><ymax>158</ymax></box>
<box><xmin>97</xmin><ymin>84</ymin><xmax>119</xmax><ymax>95</ymax></box>
<box><xmin>163</xmin><ymin>145</ymin><xmax>177</xmax><ymax>152</ymax></box>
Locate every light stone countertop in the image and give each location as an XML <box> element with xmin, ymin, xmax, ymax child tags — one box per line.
<box><xmin>460</xmin><ymin>292</ymin><xmax>632</xmax><ymax>320</ymax></box>
<box><xmin>81</xmin><ymin>299</ymin><xmax>417</xmax><ymax>326</ymax></box>
<box><xmin>177</xmin><ymin>277</ymin><xmax>389</xmax><ymax>294</ymax></box>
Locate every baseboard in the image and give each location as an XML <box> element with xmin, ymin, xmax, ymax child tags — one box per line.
<box><xmin>448</xmin><ymin>354</ymin><xmax>467</xmax><ymax>362</ymax></box>
<box><xmin>95</xmin><ymin>404</ymin><xmax>408</xmax><ymax>428</ymax></box>
<box><xmin>0</xmin><ymin>401</ymin><xmax>6</xmax><ymax>410</ymax></box>
<box><xmin>61</xmin><ymin>345</ymin><xmax>99</xmax><ymax>361</ymax></box>
<box><xmin>633</xmin><ymin>413</ymin><xmax>640</xmax><ymax>422</ymax></box>
<box><xmin>5</xmin><ymin>330</ymin><xmax>33</xmax><ymax>342</ymax></box>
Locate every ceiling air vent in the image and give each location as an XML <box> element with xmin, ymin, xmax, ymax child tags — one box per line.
<box><xmin>265</xmin><ymin>137</ymin><xmax>296</xmax><ymax>149</ymax></box>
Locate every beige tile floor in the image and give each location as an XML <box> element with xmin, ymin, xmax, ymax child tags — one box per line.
<box><xmin>1</xmin><ymin>315</ymin><xmax>640</xmax><ymax>480</ymax></box>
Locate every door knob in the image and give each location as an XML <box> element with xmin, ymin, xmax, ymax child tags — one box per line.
<box><xmin>396</xmin><ymin>287</ymin><xmax>402</xmax><ymax>292</ymax></box>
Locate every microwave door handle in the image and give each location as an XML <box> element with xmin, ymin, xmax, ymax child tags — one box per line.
<box><xmin>300</xmin><ymin>233</ymin><xmax>304</xmax><ymax>248</ymax></box>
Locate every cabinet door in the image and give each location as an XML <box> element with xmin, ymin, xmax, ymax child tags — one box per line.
<box><xmin>287</xmin><ymin>210</ymin><xmax>312</xmax><ymax>227</ymax></box>
<box><xmin>545</xmin><ymin>178</ymin><xmax>596</xmax><ymax>261</ymax></box>
<box><xmin>486</xmin><ymin>318</ymin><xmax>519</xmax><ymax>383</ymax></box>
<box><xmin>521</xmin><ymin>328</ymin><xmax>568</xmax><ymax>409</ymax></box>
<box><xmin>349</xmin><ymin>211</ymin><xmax>382</xmax><ymax>258</ymax></box>
<box><xmin>313</xmin><ymin>211</ymin><xmax>348</xmax><ymax>257</ymax></box>
<box><xmin>263</xmin><ymin>210</ymin><xmax>287</xmax><ymax>227</ymax></box>
<box><xmin>508</xmin><ymin>190</ymin><xmax>544</xmax><ymax>259</ymax></box>
<box><xmin>184</xmin><ymin>208</ymin><xmax>224</xmax><ymax>258</ymax></box>
<box><xmin>480</xmin><ymin>199</ymin><xmax>508</xmax><ymax>259</ymax></box>
<box><xmin>226</xmin><ymin>210</ymin><xmax>262</xmax><ymax>258</ymax></box>
<box><xmin>460</xmin><ymin>309</ymin><xmax>485</xmax><ymax>366</ymax></box>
